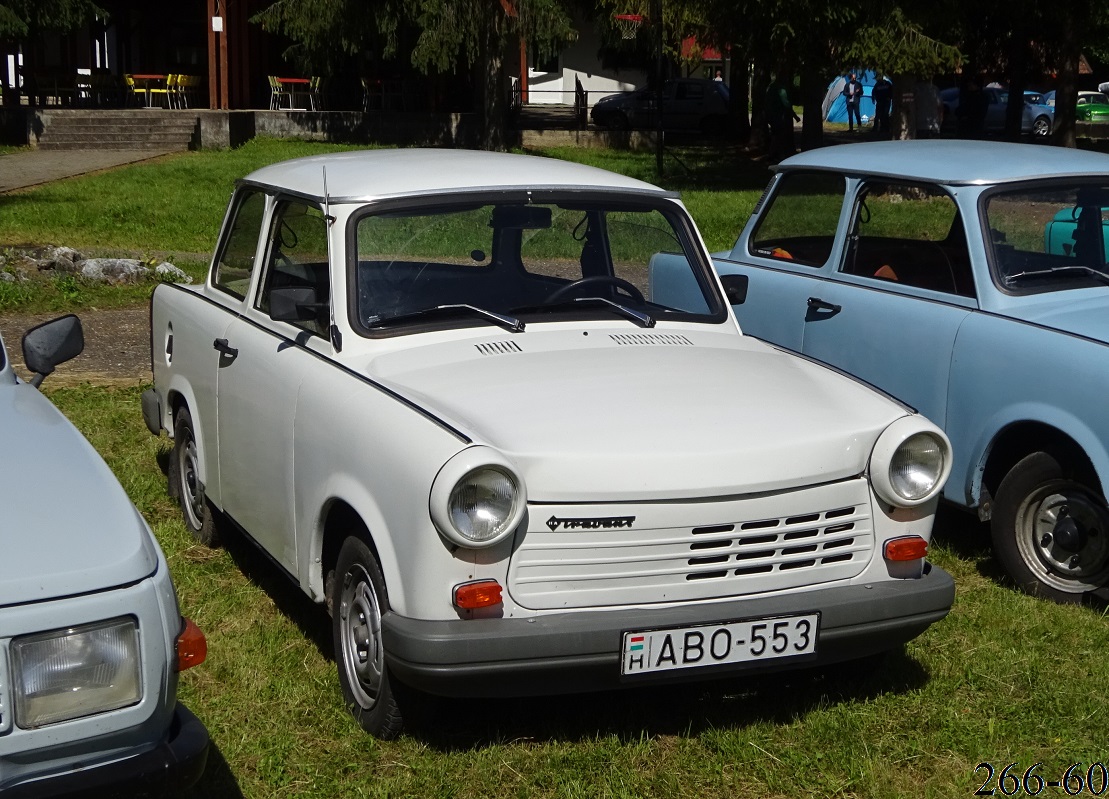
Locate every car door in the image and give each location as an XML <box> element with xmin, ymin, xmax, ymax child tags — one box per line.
<box><xmin>216</xmin><ymin>197</ymin><xmax>333</xmax><ymax>571</ymax></box>
<box><xmin>799</xmin><ymin>179</ymin><xmax>977</xmax><ymax>427</ymax></box>
<box><xmin>714</xmin><ymin>171</ymin><xmax>849</xmax><ymax>352</ymax></box>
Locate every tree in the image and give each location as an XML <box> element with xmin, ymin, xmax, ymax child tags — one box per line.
<box><xmin>254</xmin><ymin>0</ymin><xmax>577</xmax><ymax>150</ymax></box>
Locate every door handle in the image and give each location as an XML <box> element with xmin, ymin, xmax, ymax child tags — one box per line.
<box><xmin>212</xmin><ymin>338</ymin><xmax>239</xmax><ymax>357</ymax></box>
<box><xmin>807</xmin><ymin>296</ymin><xmax>841</xmax><ymax>313</ymax></box>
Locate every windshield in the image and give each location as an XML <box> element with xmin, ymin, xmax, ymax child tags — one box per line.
<box><xmin>985</xmin><ymin>184</ymin><xmax>1109</xmax><ymax>292</ymax></box>
<box><xmin>352</xmin><ymin>195</ymin><xmax>724</xmax><ymax>334</ymax></box>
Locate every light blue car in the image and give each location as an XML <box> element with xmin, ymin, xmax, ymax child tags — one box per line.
<box><xmin>702</xmin><ymin>140</ymin><xmax>1109</xmax><ymax>603</ymax></box>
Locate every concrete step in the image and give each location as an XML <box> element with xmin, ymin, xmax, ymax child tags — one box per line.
<box><xmin>34</xmin><ymin>110</ymin><xmax>199</xmax><ymax>151</ymax></box>
<box><xmin>39</xmin><ymin>140</ymin><xmax>191</xmax><ymax>151</ymax></box>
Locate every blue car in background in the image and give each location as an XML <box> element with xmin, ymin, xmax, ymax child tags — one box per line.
<box><xmin>695</xmin><ymin>140</ymin><xmax>1109</xmax><ymax>603</ymax></box>
<box><xmin>939</xmin><ymin>87</ymin><xmax>1055</xmax><ymax>137</ymax></box>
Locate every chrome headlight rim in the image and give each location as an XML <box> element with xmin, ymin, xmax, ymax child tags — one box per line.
<box><xmin>11</xmin><ymin>616</ymin><xmax>143</xmax><ymax>729</ymax></box>
<box><xmin>430</xmin><ymin>446</ymin><xmax>527</xmax><ymax>549</ymax></box>
<box><xmin>870</xmin><ymin>417</ymin><xmax>952</xmax><ymax>508</ymax></box>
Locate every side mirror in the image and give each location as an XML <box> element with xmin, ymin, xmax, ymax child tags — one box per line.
<box><xmin>720</xmin><ymin>273</ymin><xmax>749</xmax><ymax>305</ymax></box>
<box><xmin>22</xmin><ymin>314</ymin><xmax>84</xmax><ymax>388</ymax></box>
<box><xmin>270</xmin><ymin>286</ymin><xmax>326</xmax><ymax>322</ymax></box>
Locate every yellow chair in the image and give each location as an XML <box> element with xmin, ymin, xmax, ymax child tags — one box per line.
<box><xmin>146</xmin><ymin>74</ymin><xmax>174</xmax><ymax>108</ymax></box>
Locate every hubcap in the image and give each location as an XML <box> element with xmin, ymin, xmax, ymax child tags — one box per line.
<box><xmin>1017</xmin><ymin>486</ymin><xmax>1109</xmax><ymax>592</ymax></box>
<box><xmin>339</xmin><ymin>564</ymin><xmax>383</xmax><ymax>708</ymax></box>
<box><xmin>179</xmin><ymin>431</ymin><xmax>205</xmax><ymax>529</ymax></box>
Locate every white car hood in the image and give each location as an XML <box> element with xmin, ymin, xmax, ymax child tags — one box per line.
<box><xmin>0</xmin><ymin>381</ymin><xmax>157</xmax><ymax>607</ymax></box>
<box><xmin>365</xmin><ymin>329</ymin><xmax>909</xmax><ymax>502</ymax></box>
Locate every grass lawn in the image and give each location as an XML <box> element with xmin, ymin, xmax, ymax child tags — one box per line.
<box><xmin>7</xmin><ymin>140</ymin><xmax>1109</xmax><ymax>797</ymax></box>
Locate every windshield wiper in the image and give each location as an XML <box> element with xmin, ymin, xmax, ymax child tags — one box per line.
<box><xmin>513</xmin><ymin>297</ymin><xmax>655</xmax><ymax>328</ymax></box>
<box><xmin>1005</xmin><ymin>265</ymin><xmax>1109</xmax><ymax>288</ymax></box>
<box><xmin>365</xmin><ymin>304</ymin><xmax>525</xmax><ymax>332</ymax></box>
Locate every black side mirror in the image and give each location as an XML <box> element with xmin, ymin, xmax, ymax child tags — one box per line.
<box><xmin>720</xmin><ymin>273</ymin><xmax>749</xmax><ymax>305</ymax></box>
<box><xmin>22</xmin><ymin>314</ymin><xmax>84</xmax><ymax>388</ymax></box>
<box><xmin>270</xmin><ymin>286</ymin><xmax>326</xmax><ymax>322</ymax></box>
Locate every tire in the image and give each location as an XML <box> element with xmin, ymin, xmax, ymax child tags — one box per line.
<box><xmin>1032</xmin><ymin>115</ymin><xmax>1052</xmax><ymax>138</ymax></box>
<box><xmin>331</xmin><ymin>535</ymin><xmax>406</xmax><ymax>739</ymax></box>
<box><xmin>169</xmin><ymin>406</ymin><xmax>220</xmax><ymax>546</ymax></box>
<box><xmin>609</xmin><ymin>112</ymin><xmax>630</xmax><ymax>131</ymax></box>
<box><xmin>991</xmin><ymin>452</ymin><xmax>1109</xmax><ymax>603</ymax></box>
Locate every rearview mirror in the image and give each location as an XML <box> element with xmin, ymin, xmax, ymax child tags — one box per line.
<box><xmin>720</xmin><ymin>274</ymin><xmax>749</xmax><ymax>305</ymax></box>
<box><xmin>22</xmin><ymin>314</ymin><xmax>84</xmax><ymax>388</ymax></box>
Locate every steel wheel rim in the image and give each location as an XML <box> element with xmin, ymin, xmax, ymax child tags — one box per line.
<box><xmin>179</xmin><ymin>429</ymin><xmax>205</xmax><ymax>530</ymax></box>
<box><xmin>339</xmin><ymin>563</ymin><xmax>384</xmax><ymax>708</ymax></box>
<box><xmin>1033</xmin><ymin>118</ymin><xmax>1050</xmax><ymax>136</ymax></box>
<box><xmin>1015</xmin><ymin>484</ymin><xmax>1109</xmax><ymax>593</ymax></box>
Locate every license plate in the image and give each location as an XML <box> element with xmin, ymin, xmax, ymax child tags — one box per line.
<box><xmin>621</xmin><ymin>613</ymin><xmax>819</xmax><ymax>676</ymax></box>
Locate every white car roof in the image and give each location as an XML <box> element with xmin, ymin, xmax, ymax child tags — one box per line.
<box><xmin>777</xmin><ymin>140</ymin><xmax>1109</xmax><ymax>185</ymax></box>
<box><xmin>241</xmin><ymin>148</ymin><xmax>672</xmax><ymax>202</ymax></box>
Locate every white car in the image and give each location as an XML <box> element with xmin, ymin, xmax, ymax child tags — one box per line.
<box><xmin>2</xmin><ymin>316</ymin><xmax>208</xmax><ymax>796</ymax></box>
<box><xmin>142</xmin><ymin>149</ymin><xmax>955</xmax><ymax>739</ymax></box>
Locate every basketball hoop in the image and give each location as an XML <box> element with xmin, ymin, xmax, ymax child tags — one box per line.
<box><xmin>613</xmin><ymin>13</ymin><xmax>644</xmax><ymax>40</ymax></box>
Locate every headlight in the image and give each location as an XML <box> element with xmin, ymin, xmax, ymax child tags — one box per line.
<box><xmin>869</xmin><ymin>417</ymin><xmax>952</xmax><ymax>507</ymax></box>
<box><xmin>431</xmin><ymin>446</ymin><xmax>528</xmax><ymax>549</ymax></box>
<box><xmin>12</xmin><ymin>617</ymin><xmax>142</xmax><ymax>729</ymax></box>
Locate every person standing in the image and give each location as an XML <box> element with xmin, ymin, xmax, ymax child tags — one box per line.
<box><xmin>842</xmin><ymin>72</ymin><xmax>864</xmax><ymax>132</ymax></box>
<box><xmin>766</xmin><ymin>77</ymin><xmax>801</xmax><ymax>162</ymax></box>
<box><xmin>872</xmin><ymin>76</ymin><xmax>893</xmax><ymax>135</ymax></box>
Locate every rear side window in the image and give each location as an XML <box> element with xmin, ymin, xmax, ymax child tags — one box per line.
<box><xmin>749</xmin><ymin>172</ymin><xmax>845</xmax><ymax>266</ymax></box>
<box><xmin>841</xmin><ymin>181</ymin><xmax>975</xmax><ymax>297</ymax></box>
<box><xmin>213</xmin><ymin>190</ymin><xmax>266</xmax><ymax>300</ymax></box>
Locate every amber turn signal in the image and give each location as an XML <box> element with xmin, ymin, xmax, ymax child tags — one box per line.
<box><xmin>884</xmin><ymin>536</ymin><xmax>928</xmax><ymax>562</ymax></box>
<box><xmin>176</xmin><ymin>617</ymin><xmax>207</xmax><ymax>671</ymax></box>
<box><xmin>453</xmin><ymin>580</ymin><xmax>503</xmax><ymax>609</ymax></box>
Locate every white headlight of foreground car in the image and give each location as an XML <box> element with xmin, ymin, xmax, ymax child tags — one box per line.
<box><xmin>431</xmin><ymin>446</ymin><xmax>528</xmax><ymax>548</ymax></box>
<box><xmin>12</xmin><ymin>617</ymin><xmax>142</xmax><ymax>729</ymax></box>
<box><xmin>870</xmin><ymin>417</ymin><xmax>952</xmax><ymax>507</ymax></box>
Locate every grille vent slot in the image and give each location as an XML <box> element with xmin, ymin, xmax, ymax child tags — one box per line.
<box><xmin>474</xmin><ymin>340</ymin><xmax>523</xmax><ymax>356</ymax></box>
<box><xmin>609</xmin><ymin>333</ymin><xmax>694</xmax><ymax>347</ymax></box>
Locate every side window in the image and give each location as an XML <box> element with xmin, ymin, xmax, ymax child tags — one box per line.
<box><xmin>256</xmin><ymin>200</ymin><xmax>331</xmax><ymax>336</ymax></box>
<box><xmin>749</xmin><ymin>172</ymin><xmax>845</xmax><ymax>266</ymax></box>
<box><xmin>842</xmin><ymin>181</ymin><xmax>975</xmax><ymax>297</ymax></box>
<box><xmin>213</xmin><ymin>190</ymin><xmax>266</xmax><ymax>299</ymax></box>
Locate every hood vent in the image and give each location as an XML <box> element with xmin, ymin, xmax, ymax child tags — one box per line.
<box><xmin>610</xmin><ymin>333</ymin><xmax>694</xmax><ymax>347</ymax></box>
<box><xmin>474</xmin><ymin>340</ymin><xmax>523</xmax><ymax>356</ymax></box>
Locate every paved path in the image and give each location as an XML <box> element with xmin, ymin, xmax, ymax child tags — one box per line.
<box><xmin>0</xmin><ymin>148</ymin><xmax>177</xmax><ymax>193</ymax></box>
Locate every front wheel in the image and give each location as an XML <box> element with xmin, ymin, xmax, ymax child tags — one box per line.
<box><xmin>331</xmin><ymin>535</ymin><xmax>407</xmax><ymax>739</ymax></box>
<box><xmin>991</xmin><ymin>452</ymin><xmax>1109</xmax><ymax>603</ymax></box>
<box><xmin>169</xmin><ymin>406</ymin><xmax>220</xmax><ymax>546</ymax></box>
<box><xmin>1031</xmin><ymin>115</ymin><xmax>1052</xmax><ymax>138</ymax></box>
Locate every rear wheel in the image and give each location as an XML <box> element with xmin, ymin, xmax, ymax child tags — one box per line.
<box><xmin>331</xmin><ymin>535</ymin><xmax>407</xmax><ymax>739</ymax></box>
<box><xmin>991</xmin><ymin>452</ymin><xmax>1109</xmax><ymax>603</ymax></box>
<box><xmin>169</xmin><ymin>406</ymin><xmax>220</xmax><ymax>546</ymax></box>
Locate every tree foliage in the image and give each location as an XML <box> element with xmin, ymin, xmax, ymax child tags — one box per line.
<box><xmin>0</xmin><ymin>0</ymin><xmax>106</xmax><ymax>38</ymax></box>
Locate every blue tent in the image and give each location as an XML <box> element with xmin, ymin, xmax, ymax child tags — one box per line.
<box><xmin>823</xmin><ymin>70</ymin><xmax>881</xmax><ymax>123</ymax></box>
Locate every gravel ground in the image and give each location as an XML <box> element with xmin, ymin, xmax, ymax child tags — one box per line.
<box><xmin>0</xmin><ymin>306</ymin><xmax>151</xmax><ymax>385</ymax></box>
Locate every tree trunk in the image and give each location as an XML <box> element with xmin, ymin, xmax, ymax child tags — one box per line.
<box><xmin>1052</xmin><ymin>5</ymin><xmax>1081</xmax><ymax>148</ymax></box>
<box><xmin>890</xmin><ymin>74</ymin><xmax>916</xmax><ymax>140</ymax></box>
<box><xmin>727</xmin><ymin>57</ymin><xmax>751</xmax><ymax>143</ymax></box>
<box><xmin>799</xmin><ymin>66</ymin><xmax>824</xmax><ymax>151</ymax></box>
<box><xmin>749</xmin><ymin>62</ymin><xmax>771</xmax><ymax>153</ymax></box>
<box><xmin>477</xmin><ymin>7</ymin><xmax>508</xmax><ymax>151</ymax></box>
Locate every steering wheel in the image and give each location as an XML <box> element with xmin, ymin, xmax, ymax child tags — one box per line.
<box><xmin>546</xmin><ymin>276</ymin><xmax>645</xmax><ymax>305</ymax></box>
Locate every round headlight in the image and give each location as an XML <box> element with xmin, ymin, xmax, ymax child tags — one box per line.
<box><xmin>449</xmin><ymin>467</ymin><xmax>519</xmax><ymax>543</ymax></box>
<box><xmin>889</xmin><ymin>433</ymin><xmax>946</xmax><ymax>501</ymax></box>
<box><xmin>430</xmin><ymin>446</ymin><xmax>528</xmax><ymax>549</ymax></box>
<box><xmin>869</xmin><ymin>418</ymin><xmax>952</xmax><ymax>508</ymax></box>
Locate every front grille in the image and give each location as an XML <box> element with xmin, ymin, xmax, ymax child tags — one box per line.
<box><xmin>509</xmin><ymin>479</ymin><xmax>873</xmax><ymax>610</ymax></box>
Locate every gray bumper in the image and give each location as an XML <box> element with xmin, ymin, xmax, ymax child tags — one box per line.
<box><xmin>383</xmin><ymin>564</ymin><xmax>955</xmax><ymax>697</ymax></box>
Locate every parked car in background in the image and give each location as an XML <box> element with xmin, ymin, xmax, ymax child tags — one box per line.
<box><xmin>939</xmin><ymin>86</ymin><xmax>1054</xmax><ymax>137</ymax></box>
<box><xmin>1</xmin><ymin>316</ymin><xmax>208</xmax><ymax>797</ymax></box>
<box><xmin>143</xmin><ymin>148</ymin><xmax>955</xmax><ymax>739</ymax></box>
<box><xmin>1042</xmin><ymin>89</ymin><xmax>1109</xmax><ymax>122</ymax></box>
<box><xmin>702</xmin><ymin>140</ymin><xmax>1109</xmax><ymax>604</ymax></box>
<box><xmin>590</xmin><ymin>77</ymin><xmax>730</xmax><ymax>134</ymax></box>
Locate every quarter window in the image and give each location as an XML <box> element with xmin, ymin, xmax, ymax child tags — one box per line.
<box><xmin>841</xmin><ymin>181</ymin><xmax>975</xmax><ymax>297</ymax></box>
<box><xmin>213</xmin><ymin>190</ymin><xmax>266</xmax><ymax>300</ymax></box>
<box><xmin>749</xmin><ymin>172</ymin><xmax>845</xmax><ymax>266</ymax></box>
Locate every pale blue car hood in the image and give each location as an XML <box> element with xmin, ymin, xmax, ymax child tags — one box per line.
<box><xmin>0</xmin><ymin>376</ymin><xmax>158</xmax><ymax>607</ymax></box>
<box><xmin>1001</xmin><ymin>291</ymin><xmax>1109</xmax><ymax>343</ymax></box>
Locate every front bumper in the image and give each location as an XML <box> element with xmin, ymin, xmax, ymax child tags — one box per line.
<box><xmin>4</xmin><ymin>703</ymin><xmax>209</xmax><ymax>799</ymax></box>
<box><xmin>384</xmin><ymin>565</ymin><xmax>954</xmax><ymax>697</ymax></box>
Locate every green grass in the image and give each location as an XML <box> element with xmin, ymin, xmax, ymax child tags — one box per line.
<box><xmin>46</xmin><ymin>383</ymin><xmax>1109</xmax><ymax>799</ymax></box>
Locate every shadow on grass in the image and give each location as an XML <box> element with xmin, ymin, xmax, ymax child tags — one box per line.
<box><xmin>181</xmin><ymin>740</ymin><xmax>245</xmax><ymax>799</ymax></box>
